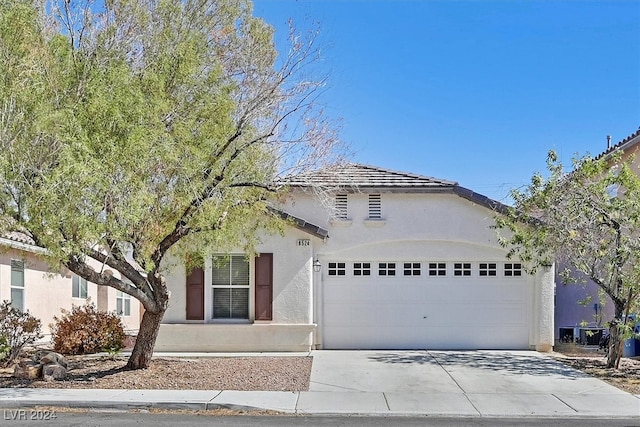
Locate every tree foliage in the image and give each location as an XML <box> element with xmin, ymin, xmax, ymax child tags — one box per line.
<box><xmin>0</xmin><ymin>0</ymin><xmax>343</xmax><ymax>368</ymax></box>
<box><xmin>495</xmin><ymin>150</ymin><xmax>640</xmax><ymax>367</ymax></box>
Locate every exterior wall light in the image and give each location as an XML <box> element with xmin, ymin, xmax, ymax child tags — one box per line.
<box><xmin>313</xmin><ymin>259</ymin><xmax>321</xmax><ymax>272</ymax></box>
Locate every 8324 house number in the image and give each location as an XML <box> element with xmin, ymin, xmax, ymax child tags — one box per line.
<box><xmin>4</xmin><ymin>409</ymin><xmax>57</xmax><ymax>420</ymax></box>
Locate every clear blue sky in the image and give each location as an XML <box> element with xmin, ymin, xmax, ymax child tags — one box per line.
<box><xmin>252</xmin><ymin>0</ymin><xmax>640</xmax><ymax>202</ymax></box>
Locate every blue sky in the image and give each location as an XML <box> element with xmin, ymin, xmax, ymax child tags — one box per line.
<box><xmin>252</xmin><ymin>0</ymin><xmax>640</xmax><ymax>202</ymax></box>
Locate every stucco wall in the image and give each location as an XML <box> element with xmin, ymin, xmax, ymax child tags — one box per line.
<box><xmin>0</xmin><ymin>249</ymin><xmax>140</xmax><ymax>338</ymax></box>
<box><xmin>161</xmin><ymin>227</ymin><xmax>316</xmax><ymax>325</ymax></box>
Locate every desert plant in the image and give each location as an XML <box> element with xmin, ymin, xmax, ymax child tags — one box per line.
<box><xmin>51</xmin><ymin>303</ymin><xmax>125</xmax><ymax>355</ymax></box>
<box><xmin>0</xmin><ymin>300</ymin><xmax>43</xmax><ymax>366</ymax></box>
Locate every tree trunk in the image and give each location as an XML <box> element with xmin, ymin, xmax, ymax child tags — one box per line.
<box><xmin>126</xmin><ymin>308</ymin><xmax>166</xmax><ymax>370</ymax></box>
<box><xmin>606</xmin><ymin>300</ymin><xmax>625</xmax><ymax>368</ymax></box>
<box><xmin>607</xmin><ymin>320</ymin><xmax>621</xmax><ymax>368</ymax></box>
<box><xmin>126</xmin><ymin>272</ymin><xmax>170</xmax><ymax>370</ymax></box>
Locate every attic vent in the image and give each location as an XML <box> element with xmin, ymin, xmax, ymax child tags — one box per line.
<box><xmin>368</xmin><ymin>194</ymin><xmax>381</xmax><ymax>219</ymax></box>
<box><xmin>335</xmin><ymin>194</ymin><xmax>348</xmax><ymax>219</ymax></box>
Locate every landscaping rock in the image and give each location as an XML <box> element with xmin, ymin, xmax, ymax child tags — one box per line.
<box><xmin>42</xmin><ymin>363</ymin><xmax>67</xmax><ymax>381</ymax></box>
<box><xmin>14</xmin><ymin>360</ymin><xmax>42</xmax><ymax>380</ymax></box>
<box><xmin>39</xmin><ymin>352</ymin><xmax>67</xmax><ymax>369</ymax></box>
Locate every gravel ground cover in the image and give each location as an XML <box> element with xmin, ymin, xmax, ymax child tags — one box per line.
<box><xmin>0</xmin><ymin>355</ymin><xmax>313</xmax><ymax>391</ymax></box>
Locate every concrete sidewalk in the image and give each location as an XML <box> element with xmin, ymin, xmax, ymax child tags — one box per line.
<box><xmin>0</xmin><ymin>350</ymin><xmax>637</xmax><ymax>418</ymax></box>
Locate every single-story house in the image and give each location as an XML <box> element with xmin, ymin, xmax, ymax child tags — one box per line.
<box><xmin>155</xmin><ymin>164</ymin><xmax>554</xmax><ymax>352</ymax></box>
<box><xmin>554</xmin><ymin>127</ymin><xmax>640</xmax><ymax>343</ymax></box>
<box><xmin>0</xmin><ymin>232</ymin><xmax>141</xmax><ymax>339</ymax></box>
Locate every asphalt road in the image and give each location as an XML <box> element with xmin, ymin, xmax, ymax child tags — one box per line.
<box><xmin>1</xmin><ymin>410</ymin><xmax>638</xmax><ymax>427</ymax></box>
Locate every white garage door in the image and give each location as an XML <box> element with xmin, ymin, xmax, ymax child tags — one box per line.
<box><xmin>322</xmin><ymin>261</ymin><xmax>530</xmax><ymax>350</ymax></box>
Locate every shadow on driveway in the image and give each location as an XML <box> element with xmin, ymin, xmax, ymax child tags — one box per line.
<box><xmin>367</xmin><ymin>350</ymin><xmax>587</xmax><ymax>379</ymax></box>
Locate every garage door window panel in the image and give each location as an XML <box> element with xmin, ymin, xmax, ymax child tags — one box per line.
<box><xmin>479</xmin><ymin>263</ymin><xmax>497</xmax><ymax>277</ymax></box>
<box><xmin>353</xmin><ymin>262</ymin><xmax>371</xmax><ymax>276</ymax></box>
<box><xmin>378</xmin><ymin>262</ymin><xmax>396</xmax><ymax>276</ymax></box>
<box><xmin>328</xmin><ymin>262</ymin><xmax>346</xmax><ymax>276</ymax></box>
<box><xmin>504</xmin><ymin>263</ymin><xmax>522</xmax><ymax>277</ymax></box>
<box><xmin>454</xmin><ymin>263</ymin><xmax>472</xmax><ymax>276</ymax></box>
<box><xmin>403</xmin><ymin>262</ymin><xmax>421</xmax><ymax>276</ymax></box>
<box><xmin>428</xmin><ymin>263</ymin><xmax>446</xmax><ymax>276</ymax></box>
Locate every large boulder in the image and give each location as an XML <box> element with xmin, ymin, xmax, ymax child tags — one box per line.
<box><xmin>42</xmin><ymin>363</ymin><xmax>67</xmax><ymax>382</ymax></box>
<box><xmin>13</xmin><ymin>360</ymin><xmax>42</xmax><ymax>380</ymax></box>
<box><xmin>14</xmin><ymin>350</ymin><xmax>68</xmax><ymax>381</ymax></box>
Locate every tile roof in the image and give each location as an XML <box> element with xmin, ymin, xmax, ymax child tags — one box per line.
<box><xmin>282</xmin><ymin>163</ymin><xmax>457</xmax><ymax>191</ymax></box>
<box><xmin>268</xmin><ymin>207</ymin><xmax>329</xmax><ymax>239</ymax></box>
<box><xmin>282</xmin><ymin>163</ymin><xmax>510</xmax><ymax>214</ymax></box>
<box><xmin>594</xmin><ymin>126</ymin><xmax>640</xmax><ymax>160</ymax></box>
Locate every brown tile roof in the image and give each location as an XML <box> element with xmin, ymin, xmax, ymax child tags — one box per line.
<box><xmin>282</xmin><ymin>163</ymin><xmax>457</xmax><ymax>191</ymax></box>
<box><xmin>594</xmin><ymin>126</ymin><xmax>640</xmax><ymax>160</ymax></box>
<box><xmin>282</xmin><ymin>163</ymin><xmax>510</xmax><ymax>214</ymax></box>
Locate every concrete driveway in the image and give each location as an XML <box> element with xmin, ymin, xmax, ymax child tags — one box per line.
<box><xmin>300</xmin><ymin>350</ymin><xmax>640</xmax><ymax>417</ymax></box>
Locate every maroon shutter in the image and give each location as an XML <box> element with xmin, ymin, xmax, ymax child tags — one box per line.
<box><xmin>255</xmin><ymin>253</ymin><xmax>273</xmax><ymax>321</ymax></box>
<box><xmin>186</xmin><ymin>267</ymin><xmax>204</xmax><ymax>320</ymax></box>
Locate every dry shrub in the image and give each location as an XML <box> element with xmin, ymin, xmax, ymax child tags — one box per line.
<box><xmin>0</xmin><ymin>300</ymin><xmax>43</xmax><ymax>366</ymax></box>
<box><xmin>51</xmin><ymin>303</ymin><xmax>125</xmax><ymax>355</ymax></box>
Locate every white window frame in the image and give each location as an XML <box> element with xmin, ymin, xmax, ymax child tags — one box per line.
<box><xmin>116</xmin><ymin>290</ymin><xmax>131</xmax><ymax>316</ymax></box>
<box><xmin>72</xmin><ymin>275</ymin><xmax>88</xmax><ymax>299</ymax></box>
<box><xmin>211</xmin><ymin>254</ymin><xmax>250</xmax><ymax>320</ymax></box>
<box><xmin>10</xmin><ymin>260</ymin><xmax>24</xmax><ymax>312</ymax></box>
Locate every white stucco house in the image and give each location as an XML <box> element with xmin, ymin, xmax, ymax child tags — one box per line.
<box><xmin>155</xmin><ymin>164</ymin><xmax>555</xmax><ymax>352</ymax></box>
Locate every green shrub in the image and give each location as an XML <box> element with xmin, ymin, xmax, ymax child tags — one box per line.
<box><xmin>0</xmin><ymin>300</ymin><xmax>43</xmax><ymax>366</ymax></box>
<box><xmin>51</xmin><ymin>303</ymin><xmax>125</xmax><ymax>355</ymax></box>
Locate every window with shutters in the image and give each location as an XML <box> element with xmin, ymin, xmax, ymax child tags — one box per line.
<box><xmin>212</xmin><ymin>254</ymin><xmax>250</xmax><ymax>319</ymax></box>
<box><xmin>335</xmin><ymin>194</ymin><xmax>348</xmax><ymax>220</ymax></box>
<box><xmin>368</xmin><ymin>194</ymin><xmax>381</xmax><ymax>219</ymax></box>
<box><xmin>10</xmin><ymin>260</ymin><xmax>24</xmax><ymax>312</ymax></box>
<box><xmin>72</xmin><ymin>275</ymin><xmax>88</xmax><ymax>299</ymax></box>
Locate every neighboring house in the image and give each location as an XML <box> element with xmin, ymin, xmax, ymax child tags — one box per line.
<box><xmin>155</xmin><ymin>164</ymin><xmax>554</xmax><ymax>352</ymax></box>
<box><xmin>554</xmin><ymin>127</ymin><xmax>640</xmax><ymax>343</ymax></box>
<box><xmin>0</xmin><ymin>233</ymin><xmax>141</xmax><ymax>339</ymax></box>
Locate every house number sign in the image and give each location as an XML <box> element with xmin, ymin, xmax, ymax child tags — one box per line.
<box><xmin>297</xmin><ymin>239</ymin><xmax>310</xmax><ymax>247</ymax></box>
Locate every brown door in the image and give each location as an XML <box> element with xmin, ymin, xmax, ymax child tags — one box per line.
<box><xmin>254</xmin><ymin>253</ymin><xmax>273</xmax><ymax>321</ymax></box>
<box><xmin>186</xmin><ymin>267</ymin><xmax>204</xmax><ymax>320</ymax></box>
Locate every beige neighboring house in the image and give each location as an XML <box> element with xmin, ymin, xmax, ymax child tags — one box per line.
<box><xmin>155</xmin><ymin>164</ymin><xmax>555</xmax><ymax>353</ymax></box>
<box><xmin>0</xmin><ymin>233</ymin><xmax>141</xmax><ymax>339</ymax></box>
